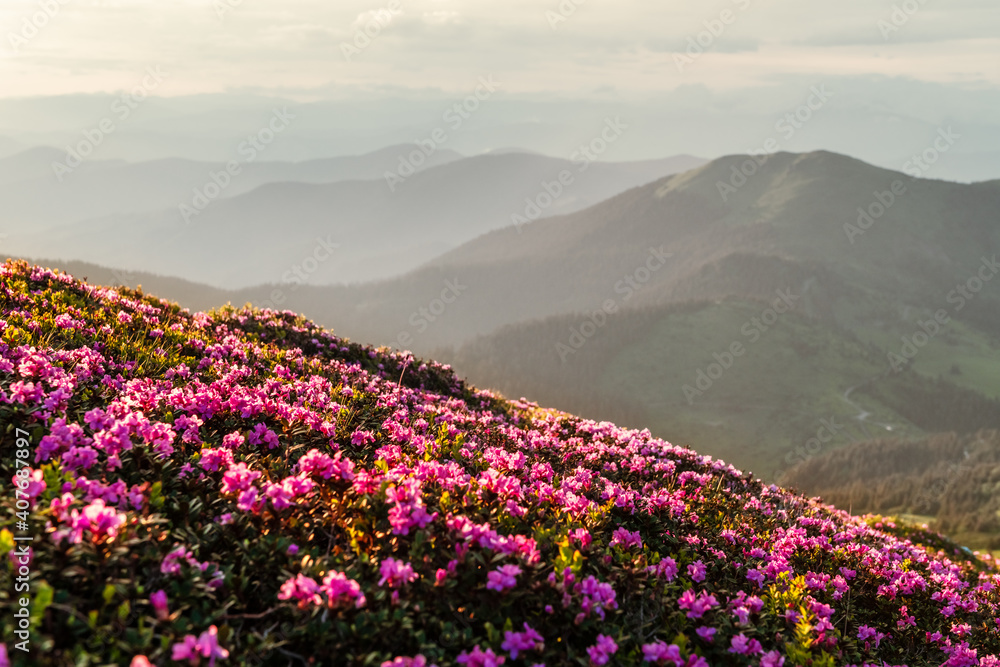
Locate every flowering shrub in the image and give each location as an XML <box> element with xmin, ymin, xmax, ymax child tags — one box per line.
<box><xmin>0</xmin><ymin>259</ymin><xmax>999</xmax><ymax>666</ymax></box>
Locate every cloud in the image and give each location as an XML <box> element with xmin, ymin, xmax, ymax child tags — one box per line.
<box><xmin>0</xmin><ymin>0</ymin><xmax>997</xmax><ymax>99</ymax></box>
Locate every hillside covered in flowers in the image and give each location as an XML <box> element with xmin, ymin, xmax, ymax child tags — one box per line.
<box><xmin>1</xmin><ymin>258</ymin><xmax>999</xmax><ymax>667</ymax></box>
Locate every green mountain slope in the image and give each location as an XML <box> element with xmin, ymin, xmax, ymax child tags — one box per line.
<box><xmin>440</xmin><ymin>295</ymin><xmax>1000</xmax><ymax>481</ymax></box>
<box><xmin>783</xmin><ymin>430</ymin><xmax>1000</xmax><ymax>550</ymax></box>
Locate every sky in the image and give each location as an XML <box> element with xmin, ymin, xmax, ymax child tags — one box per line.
<box><xmin>0</xmin><ymin>0</ymin><xmax>998</xmax><ymax>176</ymax></box>
<box><xmin>1</xmin><ymin>0</ymin><xmax>998</xmax><ymax>99</ymax></box>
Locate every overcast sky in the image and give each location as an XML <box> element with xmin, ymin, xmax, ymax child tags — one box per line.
<box><xmin>1</xmin><ymin>0</ymin><xmax>998</xmax><ymax>99</ymax></box>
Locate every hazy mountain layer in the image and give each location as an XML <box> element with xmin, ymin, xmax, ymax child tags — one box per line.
<box><xmin>5</xmin><ymin>152</ymin><xmax>705</xmax><ymax>287</ymax></box>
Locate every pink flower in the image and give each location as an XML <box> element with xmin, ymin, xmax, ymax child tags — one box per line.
<box><xmin>641</xmin><ymin>641</ymin><xmax>681</xmax><ymax>663</ymax></box>
<box><xmin>687</xmin><ymin>560</ymin><xmax>706</xmax><ymax>583</ymax></box>
<box><xmin>195</xmin><ymin>625</ymin><xmax>229</xmax><ymax>665</ymax></box>
<box><xmin>760</xmin><ymin>651</ymin><xmax>785</xmax><ymax>667</ymax></box>
<box><xmin>610</xmin><ymin>527</ymin><xmax>642</xmax><ymax>550</ymax></box>
<box><xmin>69</xmin><ymin>499</ymin><xmax>127</xmax><ymax>543</ymax></box>
<box><xmin>456</xmin><ymin>646</ymin><xmax>505</xmax><ymax>667</ymax></box>
<box><xmin>220</xmin><ymin>462</ymin><xmax>260</xmax><ymax>494</ymax></box>
<box><xmin>278</xmin><ymin>574</ymin><xmax>322</xmax><ymax>607</ymax></box>
<box><xmin>649</xmin><ymin>557</ymin><xmax>678</xmax><ymax>581</ymax></box>
<box><xmin>171</xmin><ymin>635</ymin><xmax>200</xmax><ymax>662</ymax></box>
<box><xmin>297</xmin><ymin>449</ymin><xmax>354</xmax><ymax>480</ymax></box>
<box><xmin>378</xmin><ymin>558</ymin><xmax>417</xmax><ymax>588</ymax></box>
<box><xmin>486</xmin><ymin>564</ymin><xmax>522</xmax><ymax>592</ymax></box>
<box><xmin>265</xmin><ymin>482</ymin><xmax>294</xmax><ymax>510</ymax></box>
<box><xmin>587</xmin><ymin>635</ymin><xmax>618</xmax><ymax>666</ymax></box>
<box><xmin>129</xmin><ymin>657</ymin><xmax>153</xmax><ymax>667</ymax></box>
<box><xmin>382</xmin><ymin>657</ymin><xmax>432</xmax><ymax>667</ymax></box>
<box><xmin>247</xmin><ymin>423</ymin><xmax>280</xmax><ymax>449</ymax></box>
<box><xmin>12</xmin><ymin>468</ymin><xmax>46</xmax><ymax>500</ymax></box>
<box><xmin>150</xmin><ymin>589</ymin><xmax>169</xmax><ymax>620</ymax></box>
<box><xmin>221</xmin><ymin>431</ymin><xmax>245</xmax><ymax>450</ymax></box>
<box><xmin>677</xmin><ymin>589</ymin><xmax>718</xmax><ymax>619</ymax></box>
<box><xmin>695</xmin><ymin>626</ymin><xmax>716</xmax><ymax>642</ymax></box>
<box><xmin>728</xmin><ymin>634</ymin><xmax>762</xmax><ymax>655</ymax></box>
<box><xmin>857</xmin><ymin>625</ymin><xmax>889</xmax><ymax>648</ymax></box>
<box><xmin>236</xmin><ymin>487</ymin><xmax>260</xmax><ymax>512</ymax></box>
<box><xmin>351</xmin><ymin>430</ymin><xmax>375</xmax><ymax>446</ymax></box>
<box><xmin>161</xmin><ymin>546</ymin><xmax>200</xmax><ymax>576</ymax></box>
<box><xmin>321</xmin><ymin>570</ymin><xmax>366</xmax><ymax>609</ymax></box>
<box><xmin>501</xmin><ymin>623</ymin><xmax>544</xmax><ymax>659</ymax></box>
<box><xmin>198</xmin><ymin>448</ymin><xmax>234</xmax><ymax>472</ymax></box>
<box><xmin>571</xmin><ymin>528</ymin><xmax>592</xmax><ymax>549</ymax></box>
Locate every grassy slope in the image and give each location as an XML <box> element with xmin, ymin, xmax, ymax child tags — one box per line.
<box><xmin>2</xmin><ymin>260</ymin><xmax>1000</xmax><ymax>666</ymax></box>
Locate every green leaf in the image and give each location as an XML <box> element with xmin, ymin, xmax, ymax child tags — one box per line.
<box><xmin>150</xmin><ymin>481</ymin><xmax>164</xmax><ymax>510</ymax></box>
<box><xmin>31</xmin><ymin>581</ymin><xmax>54</xmax><ymax>626</ymax></box>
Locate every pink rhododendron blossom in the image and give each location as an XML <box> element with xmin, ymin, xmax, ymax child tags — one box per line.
<box><xmin>760</xmin><ymin>651</ymin><xmax>785</xmax><ymax>667</ymax></box>
<box><xmin>677</xmin><ymin>589</ymin><xmax>718</xmax><ymax>619</ymax></box>
<box><xmin>378</xmin><ymin>558</ymin><xmax>417</xmax><ymax>588</ymax></box>
<box><xmin>321</xmin><ymin>570</ymin><xmax>366</xmax><ymax>609</ymax></box>
<box><xmin>278</xmin><ymin>574</ymin><xmax>323</xmax><ymax>608</ymax></box>
<box><xmin>501</xmin><ymin>623</ymin><xmax>544</xmax><ymax>659</ymax></box>
<box><xmin>487</xmin><ymin>564</ymin><xmax>522</xmax><ymax>592</ymax></box>
<box><xmin>728</xmin><ymin>634</ymin><xmax>763</xmax><ymax>655</ymax></box>
<box><xmin>610</xmin><ymin>527</ymin><xmax>642</xmax><ymax>550</ymax></box>
<box><xmin>586</xmin><ymin>635</ymin><xmax>617</xmax><ymax>666</ymax></box>
<box><xmin>381</xmin><ymin>657</ymin><xmax>434</xmax><ymax>667</ymax></box>
<box><xmin>641</xmin><ymin>641</ymin><xmax>681</xmax><ymax>663</ymax></box>
<box><xmin>687</xmin><ymin>560</ymin><xmax>706</xmax><ymax>582</ymax></box>
<box><xmin>456</xmin><ymin>646</ymin><xmax>504</xmax><ymax>667</ymax></box>
<box><xmin>150</xmin><ymin>590</ymin><xmax>169</xmax><ymax>620</ymax></box>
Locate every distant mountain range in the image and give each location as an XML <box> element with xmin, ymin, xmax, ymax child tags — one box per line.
<box><xmin>0</xmin><ymin>144</ymin><xmax>463</xmax><ymax>227</ymax></box>
<box><xmin>2</xmin><ymin>147</ymin><xmax>705</xmax><ymax>287</ymax></box>
<box><xmin>11</xmin><ymin>150</ymin><xmax>1000</xmax><ymax>485</ymax></box>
